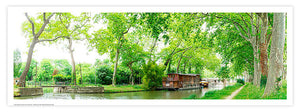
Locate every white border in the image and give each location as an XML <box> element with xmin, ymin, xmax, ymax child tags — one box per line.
<box><xmin>7</xmin><ymin>6</ymin><xmax>293</xmax><ymax>106</ymax></box>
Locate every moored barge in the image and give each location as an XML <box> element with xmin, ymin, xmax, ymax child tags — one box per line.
<box><xmin>161</xmin><ymin>73</ymin><xmax>201</xmax><ymax>90</ymax></box>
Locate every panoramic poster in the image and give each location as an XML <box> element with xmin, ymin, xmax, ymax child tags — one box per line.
<box><xmin>7</xmin><ymin>6</ymin><xmax>293</xmax><ymax>105</ymax></box>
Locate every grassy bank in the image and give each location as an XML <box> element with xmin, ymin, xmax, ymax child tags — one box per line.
<box><xmin>183</xmin><ymin>83</ymin><xmax>243</xmax><ymax>99</ymax></box>
<box><xmin>102</xmin><ymin>85</ymin><xmax>145</xmax><ymax>93</ymax></box>
<box><xmin>200</xmin><ymin>83</ymin><xmax>243</xmax><ymax>99</ymax></box>
<box><xmin>233</xmin><ymin>81</ymin><xmax>287</xmax><ymax>99</ymax></box>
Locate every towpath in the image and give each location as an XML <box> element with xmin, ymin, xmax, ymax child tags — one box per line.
<box><xmin>225</xmin><ymin>84</ymin><xmax>245</xmax><ymax>100</ymax></box>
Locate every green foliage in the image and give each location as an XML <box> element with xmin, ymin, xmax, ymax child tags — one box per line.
<box><xmin>19</xmin><ymin>59</ymin><xmax>37</xmax><ymax>81</ymax></box>
<box><xmin>217</xmin><ymin>65</ymin><xmax>230</xmax><ymax>79</ymax></box>
<box><xmin>236</xmin><ymin>79</ymin><xmax>245</xmax><ymax>85</ymax></box>
<box><xmin>95</xmin><ymin>65</ymin><xmax>113</xmax><ymax>85</ymax></box>
<box><xmin>37</xmin><ymin>59</ymin><xmax>53</xmax><ymax>81</ymax></box>
<box><xmin>53</xmin><ymin>74</ymin><xmax>71</xmax><ymax>82</ymax></box>
<box><xmin>53</xmin><ymin>59</ymin><xmax>72</xmax><ymax>76</ymax></box>
<box><xmin>141</xmin><ymin>61</ymin><xmax>165</xmax><ymax>90</ymax></box>
<box><xmin>13</xmin><ymin>49</ymin><xmax>22</xmax><ymax>78</ymax></box>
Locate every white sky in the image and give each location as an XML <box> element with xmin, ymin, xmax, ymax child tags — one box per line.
<box><xmin>13</xmin><ymin>12</ymin><xmax>106</xmax><ymax>64</ymax></box>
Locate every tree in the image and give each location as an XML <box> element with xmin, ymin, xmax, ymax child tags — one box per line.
<box><xmin>263</xmin><ymin>13</ymin><xmax>285</xmax><ymax>97</ymax></box>
<box><xmin>19</xmin><ymin>59</ymin><xmax>37</xmax><ymax>81</ymax></box>
<box><xmin>120</xmin><ymin>40</ymin><xmax>147</xmax><ymax>85</ymax></box>
<box><xmin>207</xmin><ymin>13</ymin><xmax>273</xmax><ymax>87</ymax></box>
<box><xmin>217</xmin><ymin>64</ymin><xmax>230</xmax><ymax>87</ymax></box>
<box><xmin>19</xmin><ymin>12</ymin><xmax>62</xmax><ymax>87</ymax></box>
<box><xmin>37</xmin><ymin>59</ymin><xmax>53</xmax><ymax>81</ymax></box>
<box><xmin>139</xmin><ymin>13</ymin><xmax>170</xmax><ymax>58</ymax></box>
<box><xmin>53</xmin><ymin>59</ymin><xmax>72</xmax><ymax>76</ymax></box>
<box><xmin>56</xmin><ymin>12</ymin><xmax>91</xmax><ymax>85</ymax></box>
<box><xmin>91</xmin><ymin>13</ymin><xmax>136</xmax><ymax>86</ymax></box>
<box><xmin>13</xmin><ymin>49</ymin><xmax>22</xmax><ymax>78</ymax></box>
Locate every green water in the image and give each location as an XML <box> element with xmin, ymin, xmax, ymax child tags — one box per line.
<box><xmin>15</xmin><ymin>83</ymin><xmax>226</xmax><ymax>100</ymax></box>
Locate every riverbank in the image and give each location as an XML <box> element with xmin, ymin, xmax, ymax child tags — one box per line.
<box><xmin>233</xmin><ymin>81</ymin><xmax>287</xmax><ymax>99</ymax></box>
<box><xmin>102</xmin><ymin>85</ymin><xmax>146</xmax><ymax>93</ymax></box>
<box><xmin>183</xmin><ymin>83</ymin><xmax>243</xmax><ymax>99</ymax></box>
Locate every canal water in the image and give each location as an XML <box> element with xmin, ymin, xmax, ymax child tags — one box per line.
<box><xmin>15</xmin><ymin>83</ymin><xmax>228</xmax><ymax>100</ymax></box>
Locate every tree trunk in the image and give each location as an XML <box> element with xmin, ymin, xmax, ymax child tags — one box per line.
<box><xmin>259</xmin><ymin>13</ymin><xmax>270</xmax><ymax>78</ymax></box>
<box><xmin>223</xmin><ymin>79</ymin><xmax>227</xmax><ymax>87</ymax></box>
<box><xmin>188</xmin><ymin>64</ymin><xmax>192</xmax><ymax>73</ymax></box>
<box><xmin>80</xmin><ymin>63</ymin><xmax>82</xmax><ymax>84</ymax></box>
<box><xmin>128</xmin><ymin>64</ymin><xmax>134</xmax><ymax>85</ymax></box>
<box><xmin>263</xmin><ymin>13</ymin><xmax>285</xmax><ymax>97</ymax></box>
<box><xmin>112</xmin><ymin>45</ymin><xmax>120</xmax><ymax>87</ymax></box>
<box><xmin>68</xmin><ymin>38</ymin><xmax>76</xmax><ymax>85</ymax></box>
<box><xmin>176</xmin><ymin>56</ymin><xmax>183</xmax><ymax>73</ymax></box>
<box><xmin>167</xmin><ymin>59</ymin><xmax>172</xmax><ymax>73</ymax></box>
<box><xmin>17</xmin><ymin>13</ymin><xmax>55</xmax><ymax>87</ymax></box>
<box><xmin>18</xmin><ymin>39</ymin><xmax>37</xmax><ymax>87</ymax></box>
<box><xmin>253</xmin><ymin>45</ymin><xmax>261</xmax><ymax>87</ymax></box>
<box><xmin>176</xmin><ymin>50</ymin><xmax>188</xmax><ymax>73</ymax></box>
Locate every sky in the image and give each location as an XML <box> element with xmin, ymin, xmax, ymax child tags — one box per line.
<box><xmin>13</xmin><ymin>12</ymin><xmax>106</xmax><ymax>64</ymax></box>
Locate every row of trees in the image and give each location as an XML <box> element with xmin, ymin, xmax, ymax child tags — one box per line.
<box><xmin>16</xmin><ymin>12</ymin><xmax>286</xmax><ymax>96</ymax></box>
<box><xmin>13</xmin><ymin>55</ymin><xmax>144</xmax><ymax>85</ymax></box>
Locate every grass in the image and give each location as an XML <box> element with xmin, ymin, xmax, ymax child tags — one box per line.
<box><xmin>233</xmin><ymin>81</ymin><xmax>287</xmax><ymax>99</ymax></box>
<box><xmin>183</xmin><ymin>83</ymin><xmax>243</xmax><ymax>99</ymax></box>
<box><xmin>199</xmin><ymin>83</ymin><xmax>243</xmax><ymax>99</ymax></box>
<box><xmin>102</xmin><ymin>84</ymin><xmax>145</xmax><ymax>93</ymax></box>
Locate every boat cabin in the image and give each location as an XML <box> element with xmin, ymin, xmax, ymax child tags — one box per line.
<box><xmin>162</xmin><ymin>73</ymin><xmax>201</xmax><ymax>89</ymax></box>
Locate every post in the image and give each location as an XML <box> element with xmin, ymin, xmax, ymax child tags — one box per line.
<box><xmin>80</xmin><ymin>63</ymin><xmax>82</xmax><ymax>84</ymax></box>
<box><xmin>35</xmin><ymin>63</ymin><xmax>37</xmax><ymax>87</ymax></box>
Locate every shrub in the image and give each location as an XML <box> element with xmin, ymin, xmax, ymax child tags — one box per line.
<box><xmin>53</xmin><ymin>74</ymin><xmax>71</xmax><ymax>83</ymax></box>
<box><xmin>236</xmin><ymin>79</ymin><xmax>245</xmax><ymax>85</ymax></box>
<box><xmin>141</xmin><ymin>61</ymin><xmax>165</xmax><ymax>90</ymax></box>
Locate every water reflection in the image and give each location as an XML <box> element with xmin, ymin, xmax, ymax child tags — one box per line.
<box><xmin>15</xmin><ymin>83</ymin><xmax>228</xmax><ymax>100</ymax></box>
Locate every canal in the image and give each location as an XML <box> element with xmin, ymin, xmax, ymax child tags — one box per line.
<box><xmin>15</xmin><ymin>83</ymin><xmax>228</xmax><ymax>100</ymax></box>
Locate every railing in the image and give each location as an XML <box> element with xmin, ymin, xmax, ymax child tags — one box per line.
<box><xmin>25</xmin><ymin>81</ymin><xmax>71</xmax><ymax>87</ymax></box>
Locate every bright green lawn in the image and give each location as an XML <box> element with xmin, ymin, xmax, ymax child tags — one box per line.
<box><xmin>200</xmin><ymin>83</ymin><xmax>243</xmax><ymax>99</ymax></box>
<box><xmin>233</xmin><ymin>81</ymin><xmax>287</xmax><ymax>99</ymax></box>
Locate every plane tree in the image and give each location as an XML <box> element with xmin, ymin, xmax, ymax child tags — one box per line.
<box><xmin>19</xmin><ymin>12</ymin><xmax>63</xmax><ymax>87</ymax></box>
<box><xmin>54</xmin><ymin>12</ymin><xmax>91</xmax><ymax>85</ymax></box>
<box><xmin>90</xmin><ymin>13</ymin><xmax>138</xmax><ymax>86</ymax></box>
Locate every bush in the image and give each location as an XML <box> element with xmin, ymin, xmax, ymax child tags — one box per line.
<box><xmin>53</xmin><ymin>74</ymin><xmax>71</xmax><ymax>83</ymax></box>
<box><xmin>95</xmin><ymin>65</ymin><xmax>113</xmax><ymax>85</ymax></box>
<box><xmin>142</xmin><ymin>61</ymin><xmax>165</xmax><ymax>90</ymax></box>
<box><xmin>236</xmin><ymin>79</ymin><xmax>245</xmax><ymax>85</ymax></box>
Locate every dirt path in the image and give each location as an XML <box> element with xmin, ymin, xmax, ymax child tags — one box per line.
<box><xmin>225</xmin><ymin>85</ymin><xmax>245</xmax><ymax>100</ymax></box>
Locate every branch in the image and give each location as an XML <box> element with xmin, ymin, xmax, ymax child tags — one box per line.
<box><xmin>238</xmin><ymin>13</ymin><xmax>250</xmax><ymax>37</ymax></box>
<box><xmin>123</xmin><ymin>25</ymin><xmax>131</xmax><ymax>34</ymax></box>
<box><xmin>35</xmin><ymin>13</ymin><xmax>55</xmax><ymax>38</ymax></box>
<box><xmin>59</xmin><ymin>13</ymin><xmax>69</xmax><ymax>30</ymax></box>
<box><xmin>70</xmin><ymin>19</ymin><xmax>90</xmax><ymax>35</ymax></box>
<box><xmin>214</xmin><ymin>15</ymin><xmax>250</xmax><ymax>42</ymax></box>
<box><xmin>233</xmin><ymin>23</ymin><xmax>251</xmax><ymax>42</ymax></box>
<box><xmin>43</xmin><ymin>13</ymin><xmax>46</xmax><ymax>23</ymax></box>
<box><xmin>25</xmin><ymin>13</ymin><xmax>35</xmax><ymax>37</ymax></box>
<box><xmin>37</xmin><ymin>36</ymin><xmax>66</xmax><ymax>43</ymax></box>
